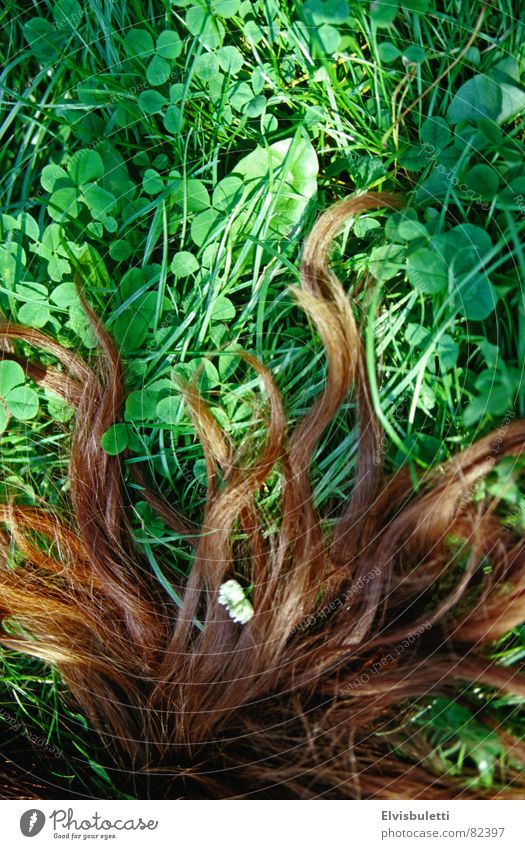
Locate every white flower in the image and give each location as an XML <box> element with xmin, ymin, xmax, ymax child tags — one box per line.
<box><xmin>218</xmin><ymin>580</ymin><xmax>254</xmax><ymax>624</ymax></box>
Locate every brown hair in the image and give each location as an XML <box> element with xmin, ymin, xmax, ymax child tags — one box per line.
<box><xmin>1</xmin><ymin>192</ymin><xmax>525</xmax><ymax>799</ymax></box>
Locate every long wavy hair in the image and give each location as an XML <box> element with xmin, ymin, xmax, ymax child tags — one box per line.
<box><xmin>1</xmin><ymin>192</ymin><xmax>525</xmax><ymax>799</ymax></box>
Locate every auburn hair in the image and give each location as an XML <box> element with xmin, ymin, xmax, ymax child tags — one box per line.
<box><xmin>1</xmin><ymin>192</ymin><xmax>525</xmax><ymax>799</ymax></box>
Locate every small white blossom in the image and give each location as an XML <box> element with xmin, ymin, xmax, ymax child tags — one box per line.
<box><xmin>218</xmin><ymin>580</ymin><xmax>254</xmax><ymax>624</ymax></box>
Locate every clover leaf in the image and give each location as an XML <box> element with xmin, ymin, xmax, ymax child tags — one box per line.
<box><xmin>0</xmin><ymin>361</ymin><xmax>39</xmax><ymax>433</ymax></box>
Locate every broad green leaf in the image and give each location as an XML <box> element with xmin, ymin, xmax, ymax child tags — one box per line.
<box><xmin>191</xmin><ymin>208</ymin><xmax>220</xmax><ymax>247</ymax></box>
<box><xmin>211</xmin><ymin>0</ymin><xmax>241</xmax><ymax>16</ymax></box>
<box><xmin>463</xmin><ymin>164</ymin><xmax>499</xmax><ymax>198</ymax></box>
<box><xmin>109</xmin><ymin>240</ymin><xmax>133</xmax><ymax>261</ymax></box>
<box><xmin>171</xmin><ymin>251</ymin><xmax>200</xmax><ymax>277</ymax></box>
<box><xmin>101</xmin><ymin>423</ymin><xmax>129</xmax><ymax>455</ymax></box>
<box><xmin>48</xmin><ymin>187</ymin><xmax>80</xmax><ymax>221</ymax></box>
<box><xmin>0</xmin><ymin>361</ymin><xmax>25</xmax><ymax>395</ymax></box>
<box><xmin>231</xmin><ymin>136</ymin><xmax>318</xmax><ymax>238</ymax></box>
<box><xmin>142</xmin><ymin>169</ymin><xmax>164</xmax><ymax>196</ymax></box>
<box><xmin>5</xmin><ymin>385</ymin><xmax>39</xmax><ymax>420</ymax></box>
<box><xmin>138</xmin><ymin>89</ymin><xmax>168</xmax><ymax>114</ymax></box>
<box><xmin>452</xmin><ymin>249</ymin><xmax>496</xmax><ymax>320</ymax></box>
<box><xmin>211</xmin><ymin>296</ymin><xmax>235</xmax><ymax>322</ymax></box>
<box><xmin>18</xmin><ymin>301</ymin><xmax>51</xmax><ymax>328</ymax></box>
<box><xmin>368</xmin><ymin>243</ymin><xmax>406</xmax><ymax>281</ymax></box>
<box><xmin>406</xmin><ymin>247</ymin><xmax>448</xmax><ymax>293</ymax></box>
<box><xmin>370</xmin><ymin>0</ymin><xmax>398</xmax><ymax>25</ymax></box>
<box><xmin>81</xmin><ymin>184</ymin><xmax>116</xmax><ymax>221</ymax></box>
<box><xmin>68</xmin><ymin>149</ymin><xmax>104</xmax><ymax>185</ymax></box>
<box><xmin>447</xmin><ymin>61</ymin><xmax>525</xmax><ymax>125</ymax></box>
<box><xmin>164</xmin><ymin>106</ymin><xmax>182</xmax><ymax>133</ymax></box>
<box><xmin>378</xmin><ymin>41</ymin><xmax>400</xmax><ymax>63</ymax></box>
<box><xmin>146</xmin><ymin>55</ymin><xmax>171</xmax><ymax>87</ymax></box>
<box><xmin>41</xmin><ymin>163</ymin><xmax>68</xmax><ymax>192</ymax></box>
<box><xmin>171</xmin><ymin>178</ymin><xmax>210</xmax><ymax>212</ymax></box>
<box><xmin>124</xmin><ymin>28</ymin><xmax>154</xmax><ymax>59</ymax></box>
<box><xmin>186</xmin><ymin>6</ymin><xmax>224</xmax><ymax>49</ymax></box>
<box><xmin>156</xmin><ymin>395</ymin><xmax>180</xmax><ymax>425</ymax></box>
<box><xmin>125</xmin><ymin>389</ymin><xmax>159</xmax><ymax>421</ymax></box>
<box><xmin>156</xmin><ymin>30</ymin><xmax>182</xmax><ymax>60</ymax></box>
<box><xmin>303</xmin><ymin>0</ymin><xmax>351</xmax><ymax>24</ymax></box>
<box><xmin>216</xmin><ymin>46</ymin><xmax>244</xmax><ymax>75</ymax></box>
<box><xmin>421</xmin><ymin>116</ymin><xmax>451</xmax><ymax>150</ymax></box>
<box><xmin>23</xmin><ymin>18</ymin><xmax>61</xmax><ymax>61</ymax></box>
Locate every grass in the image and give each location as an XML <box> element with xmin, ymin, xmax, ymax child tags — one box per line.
<box><xmin>1</xmin><ymin>0</ymin><xmax>525</xmax><ymax>796</ymax></box>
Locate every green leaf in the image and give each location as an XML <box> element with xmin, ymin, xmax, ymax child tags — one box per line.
<box><xmin>216</xmin><ymin>45</ymin><xmax>244</xmax><ymax>75</ymax></box>
<box><xmin>194</xmin><ymin>52</ymin><xmax>220</xmax><ymax>80</ymax></box>
<box><xmin>406</xmin><ymin>247</ymin><xmax>448</xmax><ymax>294</ymax></box>
<box><xmin>142</xmin><ymin>169</ymin><xmax>164</xmax><ymax>196</ymax></box>
<box><xmin>186</xmin><ymin>6</ymin><xmax>224</xmax><ymax>49</ymax></box>
<box><xmin>211</xmin><ymin>296</ymin><xmax>235</xmax><ymax>322</ymax></box>
<box><xmin>403</xmin><ymin>44</ymin><xmax>425</xmax><ymax>64</ymax></box>
<box><xmin>397</xmin><ymin>219</ymin><xmax>429</xmax><ymax>241</ymax></box>
<box><xmin>370</xmin><ymin>0</ymin><xmax>398</xmax><ymax>26</ymax></box>
<box><xmin>368</xmin><ymin>244</ymin><xmax>406</xmax><ymax>281</ymax></box>
<box><xmin>437</xmin><ymin>334</ymin><xmax>459</xmax><ymax>370</ymax></box>
<box><xmin>112</xmin><ymin>291</ymin><xmax>158</xmax><ymax>349</ymax></box>
<box><xmin>452</xmin><ymin>249</ymin><xmax>496</xmax><ymax>320</ymax></box>
<box><xmin>0</xmin><ymin>404</ymin><xmax>8</xmax><ymax>434</ymax></box>
<box><xmin>147</xmin><ymin>55</ymin><xmax>172</xmax><ymax>86</ymax></box>
<box><xmin>138</xmin><ymin>89</ymin><xmax>168</xmax><ymax>114</ymax></box>
<box><xmin>101</xmin><ymin>423</ymin><xmax>129</xmax><ymax>455</ymax></box>
<box><xmin>125</xmin><ymin>389</ymin><xmax>159</xmax><ymax>422</ymax></box>
<box><xmin>421</xmin><ymin>116</ymin><xmax>451</xmax><ymax>150</ymax></box>
<box><xmin>5</xmin><ymin>385</ymin><xmax>39</xmax><ymax>420</ymax></box>
<box><xmin>447</xmin><ymin>61</ymin><xmax>525</xmax><ymax>126</ymax></box>
<box><xmin>23</xmin><ymin>18</ymin><xmax>61</xmax><ymax>61</ymax></box>
<box><xmin>156</xmin><ymin>30</ymin><xmax>182</xmax><ymax>60</ymax></box>
<box><xmin>463</xmin><ymin>164</ymin><xmax>499</xmax><ymax>198</ymax></box>
<box><xmin>211</xmin><ymin>0</ymin><xmax>241</xmax><ymax>16</ymax></box>
<box><xmin>231</xmin><ymin>136</ymin><xmax>318</xmax><ymax>238</ymax></box>
<box><xmin>124</xmin><ymin>28</ymin><xmax>154</xmax><ymax>59</ymax></box>
<box><xmin>243</xmin><ymin>95</ymin><xmax>267</xmax><ymax>117</ymax></box>
<box><xmin>191</xmin><ymin>209</ymin><xmax>220</xmax><ymax>247</ymax></box>
<box><xmin>68</xmin><ymin>149</ymin><xmax>104</xmax><ymax>185</ymax></box>
<box><xmin>41</xmin><ymin>163</ymin><xmax>68</xmax><ymax>192</ymax></box>
<box><xmin>81</xmin><ymin>185</ymin><xmax>116</xmax><ymax>221</ymax></box>
<box><xmin>156</xmin><ymin>395</ymin><xmax>180</xmax><ymax>425</ymax></box>
<box><xmin>377</xmin><ymin>41</ymin><xmax>400</xmax><ymax>63</ymax></box>
<box><xmin>109</xmin><ymin>240</ymin><xmax>133</xmax><ymax>261</ymax></box>
<box><xmin>172</xmin><ymin>179</ymin><xmax>210</xmax><ymax>212</ymax></box>
<box><xmin>171</xmin><ymin>251</ymin><xmax>200</xmax><ymax>277</ymax></box>
<box><xmin>48</xmin><ymin>187</ymin><xmax>80</xmax><ymax>221</ymax></box>
<box><xmin>401</xmin><ymin>0</ymin><xmax>429</xmax><ymax>11</ymax></box>
<box><xmin>164</xmin><ymin>106</ymin><xmax>182</xmax><ymax>133</ymax></box>
<box><xmin>18</xmin><ymin>301</ymin><xmax>51</xmax><ymax>328</ymax></box>
<box><xmin>212</xmin><ymin>175</ymin><xmax>244</xmax><ymax>211</ymax></box>
<box><xmin>53</xmin><ymin>0</ymin><xmax>82</xmax><ymax>28</ymax></box>
<box><xmin>50</xmin><ymin>281</ymin><xmax>79</xmax><ymax>308</ymax></box>
<box><xmin>303</xmin><ymin>0</ymin><xmax>350</xmax><ymax>25</ymax></box>
<box><xmin>0</xmin><ymin>361</ymin><xmax>25</xmax><ymax>395</ymax></box>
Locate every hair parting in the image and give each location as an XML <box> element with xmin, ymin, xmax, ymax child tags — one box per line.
<box><xmin>1</xmin><ymin>192</ymin><xmax>525</xmax><ymax>799</ymax></box>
